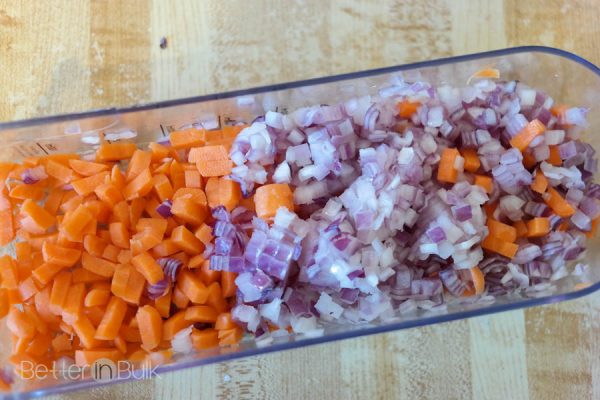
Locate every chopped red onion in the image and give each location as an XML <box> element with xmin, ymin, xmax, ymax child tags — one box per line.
<box><xmin>21</xmin><ymin>166</ymin><xmax>48</xmax><ymax>184</ymax></box>
<box><xmin>156</xmin><ymin>199</ymin><xmax>173</xmax><ymax>218</ymax></box>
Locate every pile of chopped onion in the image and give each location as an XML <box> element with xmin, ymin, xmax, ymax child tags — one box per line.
<box><xmin>218</xmin><ymin>75</ymin><xmax>598</xmax><ymax>337</ymax></box>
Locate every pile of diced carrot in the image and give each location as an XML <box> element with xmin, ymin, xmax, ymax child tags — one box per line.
<box><xmin>0</xmin><ymin>125</ymin><xmax>253</xmax><ymax>382</ymax></box>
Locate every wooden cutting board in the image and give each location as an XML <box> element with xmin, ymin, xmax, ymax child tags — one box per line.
<box><xmin>1</xmin><ymin>1</ymin><xmax>600</xmax><ymax>399</ymax></box>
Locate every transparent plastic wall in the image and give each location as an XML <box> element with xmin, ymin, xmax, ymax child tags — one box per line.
<box><xmin>1</xmin><ymin>47</ymin><xmax>600</xmax><ymax>398</ymax></box>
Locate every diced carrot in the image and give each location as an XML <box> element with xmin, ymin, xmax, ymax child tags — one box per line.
<box><xmin>205</xmin><ymin>177</ymin><xmax>241</xmax><ymax>212</ymax></box>
<box><xmin>153</xmin><ymin>161</ymin><xmax>171</xmax><ymax>175</ymax></box>
<box><xmin>185</xmin><ymin>305</ymin><xmax>218</xmax><ymax>323</ymax></box>
<box><xmin>41</xmin><ymin>242</ymin><xmax>81</xmax><ymax>268</ymax></box>
<box><xmin>23</xmin><ymin>303</ymin><xmax>48</xmax><ymax>334</ymax></box>
<box><xmin>45</xmin><ymin>159</ymin><xmax>73</xmax><ymax>183</ymax></box>
<box><xmin>473</xmin><ymin>174</ymin><xmax>493</xmax><ymax>194</ymax></box>
<box><xmin>194</xmin><ymin>223</ymin><xmax>214</xmax><ymax>246</ymax></box>
<box><xmin>52</xmin><ymin>333</ymin><xmax>73</xmax><ymax>353</ymax></box>
<box><xmin>191</xmin><ymin>328</ymin><xmax>219</xmax><ymax>350</ymax></box>
<box><xmin>239</xmin><ymin>195</ymin><xmax>255</xmax><ymax>212</ymax></box>
<box><xmin>0</xmin><ymin>288</ymin><xmax>8</xmax><ymax>319</ymax></box>
<box><xmin>111</xmin><ymin>264</ymin><xmax>145</xmax><ymax>305</ymax></box>
<box><xmin>170</xmin><ymin>128</ymin><xmax>205</xmax><ymax>149</ymax></box>
<box><xmin>95</xmin><ymin>296</ymin><xmax>128</xmax><ymax>340</ymax></box>
<box><xmin>531</xmin><ymin>171</ymin><xmax>549</xmax><ymax>194</ymax></box>
<box><xmin>84</xmin><ymin>199</ymin><xmax>111</xmax><ymax>224</ymax></box>
<box><xmin>152</xmin><ymin>174</ymin><xmax>174</xmax><ymax>202</ymax></box>
<box><xmin>487</xmin><ymin>219</ymin><xmax>517</xmax><ymax>242</ymax></box>
<box><xmin>215</xmin><ymin>312</ymin><xmax>237</xmax><ymax>330</ymax></box>
<box><xmin>155</xmin><ymin>289</ymin><xmax>172</xmax><ymax>318</ymax></box>
<box><xmin>7</xmin><ymin>307</ymin><xmax>36</xmax><ymax>338</ymax></box>
<box><xmin>149</xmin><ymin>142</ymin><xmax>170</xmax><ymax>161</ymax></box>
<box><xmin>130</xmin><ymin>231</ymin><xmax>162</xmax><ymax>256</ymax></box>
<box><xmin>169</xmin><ymin>160</ymin><xmax>185</xmax><ymax>191</ymax></box>
<box><xmin>110</xmin><ymin>164</ymin><xmax>126</xmax><ymax>191</ymax></box>
<box><xmin>109</xmin><ymin>222</ymin><xmax>130</xmax><ymax>249</ymax></box>
<box><xmin>72</xmin><ymin>315</ymin><xmax>101</xmax><ymax>349</ymax></box>
<box><xmin>397</xmin><ymin>100</ymin><xmax>421</xmax><ymax>118</ymax></box>
<box><xmin>95</xmin><ymin>182</ymin><xmax>124</xmax><ymax>207</ymax></box>
<box><xmin>26</xmin><ymin>333</ymin><xmax>52</xmax><ymax>357</ymax></box>
<box><xmin>184</xmin><ymin>169</ymin><xmax>203</xmax><ymax>189</ymax></box>
<box><xmin>131</xmin><ymin>251</ymin><xmax>164</xmax><ymax>285</ymax></box>
<box><xmin>0</xmin><ymin>255</ymin><xmax>19</xmax><ymax>289</ymax></box>
<box><xmin>526</xmin><ymin>217</ymin><xmax>551</xmax><ymax>237</ymax></box>
<box><xmin>123</xmin><ymin>168</ymin><xmax>153</xmax><ymax>200</ymax></box>
<box><xmin>102</xmin><ymin>244</ymin><xmax>120</xmax><ymax>262</ymax></box>
<box><xmin>59</xmin><ymin>192</ymin><xmax>82</xmax><ymax>213</ymax></box>
<box><xmin>18</xmin><ymin>277</ymin><xmax>39</xmax><ymax>301</ymax></box>
<box><xmin>152</xmin><ymin>239</ymin><xmax>180</xmax><ymax>258</ymax></box>
<box><xmin>32</xmin><ymin>263</ymin><xmax>66</xmax><ymax>286</ymax></box>
<box><xmin>72</xmin><ymin>172</ymin><xmax>109</xmax><ymax>196</ymax></box>
<box><xmin>177</xmin><ymin>269</ymin><xmax>208</xmax><ymax>304</ymax></box>
<box><xmin>144</xmin><ymin>197</ymin><xmax>162</xmax><ymax>219</ymax></box>
<box><xmin>61</xmin><ymin>282</ymin><xmax>86</xmax><ymax>324</ymax></box>
<box><xmin>550</xmin><ymin>104</ymin><xmax>569</xmax><ymax>119</ymax></box>
<box><xmin>75</xmin><ymin>349</ymin><xmax>123</xmax><ymax>367</ymax></box>
<box><xmin>22</xmin><ymin>199</ymin><xmax>56</xmax><ymax>231</ymax></box>
<box><xmin>86</xmin><ymin>306</ymin><xmax>106</xmax><ymax>327</ymax></box>
<box><xmin>113</xmin><ymin>200</ymin><xmax>130</xmax><ymax>229</ymax></box>
<box><xmin>162</xmin><ymin>311</ymin><xmax>193</xmax><ymax>341</ymax></box>
<box><xmin>461</xmin><ymin>149</ymin><xmax>480</xmax><ymax>173</ymax></box>
<box><xmin>254</xmin><ymin>183</ymin><xmax>294</xmax><ymax>220</ymax></box>
<box><xmin>206</xmin><ymin>282</ymin><xmax>227</xmax><ymax>313</ymax></box>
<box><xmin>113</xmin><ymin>333</ymin><xmax>128</xmax><ymax>354</ymax></box>
<box><xmin>35</xmin><ymin>287</ymin><xmax>60</xmax><ymax>326</ymax></box>
<box><xmin>437</xmin><ymin>148</ymin><xmax>459</xmax><ymax>183</ymax></box>
<box><xmin>136</xmin><ymin>305</ymin><xmax>163</xmax><ymax>351</ymax></box>
<box><xmin>469</xmin><ymin>266</ymin><xmax>485</xmax><ymax>295</ymax></box>
<box><xmin>0</xmin><ymin>189</ymin><xmax>15</xmax><ymax>245</ymax></box>
<box><xmin>49</xmin><ymin>271</ymin><xmax>72</xmax><ymax>315</ymax></box>
<box><xmin>118</xmin><ymin>249</ymin><xmax>132</xmax><ymax>264</ymax></box>
<box><xmin>547</xmin><ymin>145</ymin><xmax>562</xmax><ymax>166</ymax></box>
<box><xmin>545</xmin><ymin>187</ymin><xmax>576</xmax><ymax>217</ymax></box>
<box><xmin>171</xmin><ymin>225</ymin><xmax>205</xmax><ymax>255</ymax></box>
<box><xmin>468</xmin><ymin>68</ymin><xmax>500</xmax><ymax>81</ymax></box>
<box><xmin>72</xmin><ymin>268</ymin><xmax>107</xmax><ymax>284</ymax></box>
<box><xmin>199</xmin><ymin>260</ymin><xmax>220</xmax><ymax>284</ymax></box>
<box><xmin>481</xmin><ymin>235</ymin><xmax>518</xmax><ymax>258</ymax></box>
<box><xmin>188</xmin><ymin>254</ymin><xmax>204</xmax><ymax>269</ymax></box>
<box><xmin>9</xmin><ymin>184</ymin><xmax>45</xmax><ymax>201</ymax></box>
<box><xmin>69</xmin><ymin>159</ymin><xmax>109</xmax><ymax>176</ymax></box>
<box><xmin>190</xmin><ymin>145</ymin><xmax>232</xmax><ymax>177</ymax></box>
<box><xmin>82</xmin><ymin>252</ymin><xmax>117</xmax><ymax>278</ymax></box>
<box><xmin>172</xmin><ymin>286</ymin><xmax>190</xmax><ymax>309</ymax></box>
<box><xmin>96</xmin><ymin>142</ymin><xmax>137</xmax><ymax>162</ymax></box>
<box><xmin>514</xmin><ymin>220</ymin><xmax>528</xmax><ymax>238</ymax></box>
<box><xmin>221</xmin><ymin>272</ymin><xmax>237</xmax><ymax>298</ymax></box>
<box><xmin>126</xmin><ymin>150</ymin><xmax>152</xmax><ymax>182</ymax></box>
<box><xmin>136</xmin><ymin>218</ymin><xmax>168</xmax><ymax>237</ymax></box>
<box><xmin>44</xmin><ymin>189</ymin><xmax>64</xmax><ymax>215</ymax></box>
<box><xmin>173</xmin><ymin>187</ymin><xmax>208</xmax><ymax>204</ymax></box>
<box><xmin>129</xmin><ymin>197</ymin><xmax>146</xmax><ymax>228</ymax></box>
<box><xmin>171</xmin><ymin>197</ymin><xmax>208</xmax><ymax>226</ymax></box>
<box><xmin>84</xmin><ymin>234</ymin><xmax>108</xmax><ymax>257</ymax></box>
<box><xmin>509</xmin><ymin>119</ymin><xmax>546</xmax><ymax>152</ymax></box>
<box><xmin>84</xmin><ymin>287</ymin><xmax>111</xmax><ymax>308</ymax></box>
<box><xmin>218</xmin><ymin>327</ymin><xmax>243</xmax><ymax>345</ymax></box>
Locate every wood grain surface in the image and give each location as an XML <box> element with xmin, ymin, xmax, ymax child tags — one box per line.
<box><xmin>1</xmin><ymin>1</ymin><xmax>600</xmax><ymax>399</ymax></box>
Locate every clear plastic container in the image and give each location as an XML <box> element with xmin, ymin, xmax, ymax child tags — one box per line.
<box><xmin>2</xmin><ymin>46</ymin><xmax>600</xmax><ymax>398</ymax></box>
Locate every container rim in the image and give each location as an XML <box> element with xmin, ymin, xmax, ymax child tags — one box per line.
<box><xmin>6</xmin><ymin>45</ymin><xmax>600</xmax><ymax>398</ymax></box>
<box><xmin>2</xmin><ymin>46</ymin><xmax>600</xmax><ymax>130</ymax></box>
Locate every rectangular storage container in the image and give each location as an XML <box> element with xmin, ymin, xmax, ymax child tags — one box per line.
<box><xmin>2</xmin><ymin>46</ymin><xmax>600</xmax><ymax>398</ymax></box>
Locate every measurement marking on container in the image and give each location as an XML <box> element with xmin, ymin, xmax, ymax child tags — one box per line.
<box><xmin>35</xmin><ymin>142</ymin><xmax>49</xmax><ymax>155</ymax></box>
<box><xmin>159</xmin><ymin>124</ymin><xmax>166</xmax><ymax>137</ymax></box>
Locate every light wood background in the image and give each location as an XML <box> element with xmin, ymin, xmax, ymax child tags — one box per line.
<box><xmin>1</xmin><ymin>1</ymin><xmax>600</xmax><ymax>399</ymax></box>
